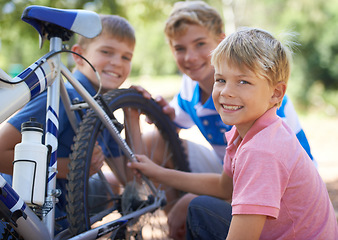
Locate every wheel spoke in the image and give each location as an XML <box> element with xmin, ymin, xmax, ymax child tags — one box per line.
<box><xmin>67</xmin><ymin>89</ymin><xmax>188</xmax><ymax>238</ymax></box>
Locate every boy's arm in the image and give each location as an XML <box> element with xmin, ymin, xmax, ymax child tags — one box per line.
<box><xmin>129</xmin><ymin>154</ymin><xmax>233</xmax><ymax>200</ymax></box>
<box><xmin>226</xmin><ymin>214</ymin><xmax>266</xmax><ymax>240</ymax></box>
<box><xmin>0</xmin><ymin>122</ymin><xmax>74</xmax><ymax>177</ymax></box>
<box><xmin>0</xmin><ymin>123</ymin><xmax>21</xmax><ymax>175</ymax></box>
<box><xmin>57</xmin><ymin>143</ymin><xmax>104</xmax><ymax>178</ymax></box>
<box><xmin>0</xmin><ymin>123</ymin><xmax>103</xmax><ymax>179</ymax></box>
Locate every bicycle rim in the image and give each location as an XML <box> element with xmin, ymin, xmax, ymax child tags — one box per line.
<box><xmin>66</xmin><ymin>88</ymin><xmax>188</xmax><ymax>239</ymax></box>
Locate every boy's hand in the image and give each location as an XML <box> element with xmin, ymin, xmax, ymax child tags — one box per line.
<box><xmin>90</xmin><ymin>143</ymin><xmax>105</xmax><ymax>176</ymax></box>
<box><xmin>154</xmin><ymin>96</ymin><xmax>175</xmax><ymax>121</ymax></box>
<box><xmin>130</xmin><ymin>85</ymin><xmax>152</xmax><ymax>99</ymax></box>
<box><xmin>130</xmin><ymin>85</ymin><xmax>175</xmax><ymax>121</ymax></box>
<box><xmin>127</xmin><ymin>154</ymin><xmax>163</xmax><ymax>180</ymax></box>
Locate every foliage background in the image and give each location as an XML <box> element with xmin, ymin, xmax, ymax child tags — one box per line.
<box><xmin>0</xmin><ymin>0</ymin><xmax>338</xmax><ymax>114</ymax></box>
<box><xmin>2</xmin><ymin>0</ymin><xmax>338</xmax><ymax>218</ymax></box>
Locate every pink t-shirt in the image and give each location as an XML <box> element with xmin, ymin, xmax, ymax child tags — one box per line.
<box><xmin>224</xmin><ymin>107</ymin><xmax>338</xmax><ymax>239</ymax></box>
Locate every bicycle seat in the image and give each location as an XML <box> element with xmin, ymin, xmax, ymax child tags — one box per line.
<box><xmin>22</xmin><ymin>5</ymin><xmax>102</xmax><ymax>40</ymax></box>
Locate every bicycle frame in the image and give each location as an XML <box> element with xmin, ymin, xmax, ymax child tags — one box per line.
<box><xmin>0</xmin><ymin>6</ymin><xmax>166</xmax><ymax>240</ymax></box>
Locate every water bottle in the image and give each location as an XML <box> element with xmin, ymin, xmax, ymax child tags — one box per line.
<box><xmin>12</xmin><ymin>118</ymin><xmax>48</xmax><ymax>206</ymax></box>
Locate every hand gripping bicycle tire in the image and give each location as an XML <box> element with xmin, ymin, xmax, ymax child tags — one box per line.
<box><xmin>66</xmin><ymin>88</ymin><xmax>189</xmax><ymax>239</ymax></box>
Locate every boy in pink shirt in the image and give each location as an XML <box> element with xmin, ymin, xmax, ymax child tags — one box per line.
<box><xmin>128</xmin><ymin>27</ymin><xmax>338</xmax><ymax>239</ymax></box>
<box><xmin>224</xmin><ymin>107</ymin><xmax>335</xmax><ymax>239</ymax></box>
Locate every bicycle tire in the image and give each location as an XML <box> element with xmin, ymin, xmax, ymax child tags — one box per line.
<box><xmin>0</xmin><ymin>223</ymin><xmax>22</xmax><ymax>240</ymax></box>
<box><xmin>66</xmin><ymin>88</ymin><xmax>188</xmax><ymax>239</ymax></box>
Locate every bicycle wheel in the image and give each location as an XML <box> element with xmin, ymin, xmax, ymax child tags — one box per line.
<box><xmin>66</xmin><ymin>88</ymin><xmax>188</xmax><ymax>239</ymax></box>
<box><xmin>0</xmin><ymin>223</ymin><xmax>21</xmax><ymax>240</ymax></box>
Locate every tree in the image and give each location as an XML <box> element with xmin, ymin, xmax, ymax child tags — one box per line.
<box><xmin>1</xmin><ymin>0</ymin><xmax>338</xmax><ymax>109</ymax></box>
<box><xmin>224</xmin><ymin>0</ymin><xmax>338</xmax><ymax>107</ymax></box>
<box><xmin>0</xmin><ymin>0</ymin><xmax>122</xmax><ymax>71</ymax></box>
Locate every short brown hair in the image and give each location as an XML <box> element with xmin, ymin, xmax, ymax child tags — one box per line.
<box><xmin>164</xmin><ymin>1</ymin><xmax>224</xmax><ymax>43</ymax></box>
<box><xmin>77</xmin><ymin>14</ymin><xmax>135</xmax><ymax>49</ymax></box>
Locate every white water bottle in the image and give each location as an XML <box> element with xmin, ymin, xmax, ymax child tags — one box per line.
<box><xmin>13</xmin><ymin>118</ymin><xmax>48</xmax><ymax>206</ymax></box>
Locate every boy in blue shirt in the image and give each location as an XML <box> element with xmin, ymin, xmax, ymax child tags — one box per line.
<box><xmin>0</xmin><ymin>14</ymin><xmax>136</xmax><ymax>233</ymax></box>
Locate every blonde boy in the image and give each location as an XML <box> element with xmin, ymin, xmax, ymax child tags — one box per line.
<box><xmin>129</xmin><ymin>27</ymin><xmax>338</xmax><ymax>240</ymax></box>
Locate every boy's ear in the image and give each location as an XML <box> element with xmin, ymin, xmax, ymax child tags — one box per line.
<box><xmin>218</xmin><ymin>33</ymin><xmax>226</xmax><ymax>43</ymax></box>
<box><xmin>71</xmin><ymin>44</ymin><xmax>85</xmax><ymax>66</ymax></box>
<box><xmin>271</xmin><ymin>82</ymin><xmax>286</xmax><ymax>105</ymax></box>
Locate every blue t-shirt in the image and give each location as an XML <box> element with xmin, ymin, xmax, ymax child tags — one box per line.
<box><xmin>8</xmin><ymin>70</ymin><xmax>97</xmax><ymax>158</ymax></box>
<box><xmin>170</xmin><ymin>74</ymin><xmax>314</xmax><ymax>161</ymax></box>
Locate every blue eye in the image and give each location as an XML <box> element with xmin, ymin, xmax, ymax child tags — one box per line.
<box><xmin>175</xmin><ymin>47</ymin><xmax>184</xmax><ymax>52</ymax></box>
<box><xmin>122</xmin><ymin>56</ymin><xmax>132</xmax><ymax>61</ymax></box>
<box><xmin>100</xmin><ymin>50</ymin><xmax>113</xmax><ymax>57</ymax></box>
<box><xmin>197</xmin><ymin>42</ymin><xmax>205</xmax><ymax>47</ymax></box>
<box><xmin>239</xmin><ymin>80</ymin><xmax>249</xmax><ymax>84</ymax></box>
<box><xmin>215</xmin><ymin>78</ymin><xmax>226</xmax><ymax>83</ymax></box>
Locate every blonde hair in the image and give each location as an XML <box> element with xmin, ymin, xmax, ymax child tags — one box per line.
<box><xmin>164</xmin><ymin>1</ymin><xmax>224</xmax><ymax>42</ymax></box>
<box><xmin>211</xmin><ymin>27</ymin><xmax>292</xmax><ymax>106</ymax></box>
<box><xmin>77</xmin><ymin>14</ymin><xmax>135</xmax><ymax>49</ymax></box>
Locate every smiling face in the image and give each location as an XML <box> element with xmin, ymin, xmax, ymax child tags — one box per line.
<box><xmin>170</xmin><ymin>24</ymin><xmax>221</xmax><ymax>88</ymax></box>
<box><xmin>212</xmin><ymin>61</ymin><xmax>284</xmax><ymax>137</ymax></box>
<box><xmin>73</xmin><ymin>34</ymin><xmax>134</xmax><ymax>92</ymax></box>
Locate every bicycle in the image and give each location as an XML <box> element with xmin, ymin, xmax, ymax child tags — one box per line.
<box><xmin>0</xmin><ymin>5</ymin><xmax>188</xmax><ymax>240</ymax></box>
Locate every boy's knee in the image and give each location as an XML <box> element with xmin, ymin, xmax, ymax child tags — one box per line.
<box><xmin>187</xmin><ymin>196</ymin><xmax>231</xmax><ymax>240</ymax></box>
<box><xmin>187</xmin><ymin>195</ymin><xmax>212</xmax><ymax>221</ymax></box>
<box><xmin>189</xmin><ymin>195</ymin><xmax>211</xmax><ymax>209</ymax></box>
<box><xmin>188</xmin><ymin>195</ymin><xmax>232</xmax><ymax>227</ymax></box>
